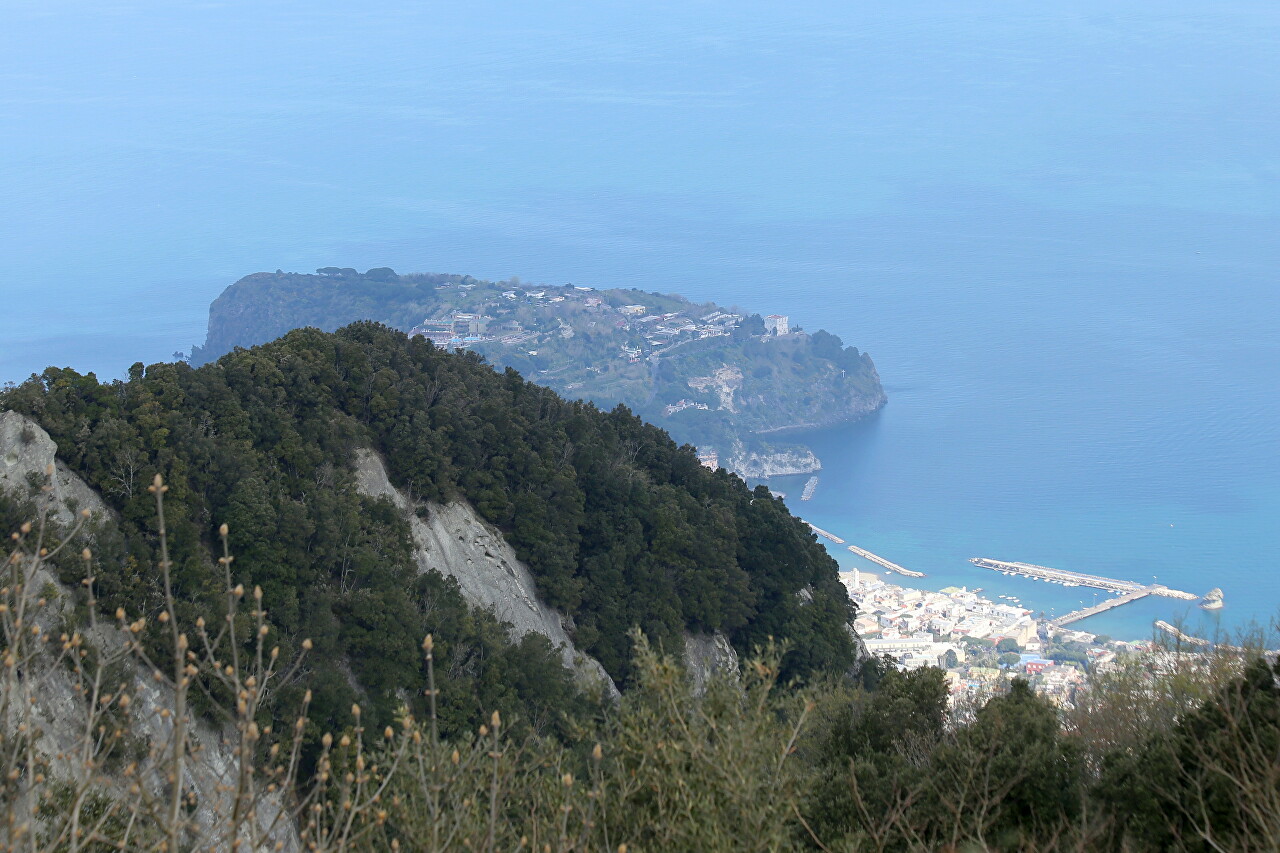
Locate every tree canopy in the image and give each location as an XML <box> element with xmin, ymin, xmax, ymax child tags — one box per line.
<box><xmin>1</xmin><ymin>322</ymin><xmax>856</xmax><ymax>736</ymax></box>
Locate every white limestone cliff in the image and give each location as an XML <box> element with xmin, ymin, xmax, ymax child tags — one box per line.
<box><xmin>723</xmin><ymin>438</ymin><xmax>822</xmax><ymax>479</ymax></box>
<box><xmin>352</xmin><ymin>449</ymin><xmax>619</xmax><ymax>699</ymax></box>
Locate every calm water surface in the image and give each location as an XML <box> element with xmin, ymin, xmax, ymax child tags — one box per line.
<box><xmin>3</xmin><ymin>1</ymin><xmax>1278</xmax><ymax>639</ymax></box>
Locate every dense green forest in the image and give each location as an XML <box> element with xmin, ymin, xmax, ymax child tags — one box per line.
<box><xmin>0</xmin><ymin>323</ymin><xmax>855</xmax><ymax>738</ymax></box>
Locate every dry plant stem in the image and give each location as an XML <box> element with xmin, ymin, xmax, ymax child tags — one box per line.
<box><xmin>487</xmin><ymin>712</ymin><xmax>501</xmax><ymax>853</ymax></box>
<box><xmin>196</xmin><ymin>523</ymin><xmax>314</xmax><ymax>850</ymax></box>
<box><xmin>416</xmin><ymin>636</ymin><xmax>446</xmax><ymax>853</ymax></box>
<box><xmin>3</xmin><ymin>470</ymin><xmax>321</xmax><ymax>851</ymax></box>
<box><xmin>2</xmin><ymin>472</ymin><xmax>92</xmax><ymax>853</ymax></box>
<box><xmin>148</xmin><ymin>474</ymin><xmax>189</xmax><ymax>850</ymax></box>
<box><xmin>66</xmin><ymin>551</ymin><xmax>101</xmax><ymax>853</ymax></box>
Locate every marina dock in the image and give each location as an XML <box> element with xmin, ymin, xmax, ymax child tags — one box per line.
<box><xmin>847</xmin><ymin>544</ymin><xmax>926</xmax><ymax>578</ymax></box>
<box><xmin>972</xmin><ymin>556</ymin><xmax>1200</xmax><ymax>627</ymax></box>
<box><xmin>806</xmin><ymin>523</ymin><xmax>845</xmax><ymax>545</ymax></box>
<box><xmin>971</xmin><ymin>557</ymin><xmax>1198</xmax><ymax>599</ymax></box>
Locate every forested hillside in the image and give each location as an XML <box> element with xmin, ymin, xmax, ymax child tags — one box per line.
<box><xmin>6</xmin><ymin>325</ymin><xmax>1280</xmax><ymax>851</ymax></box>
<box><xmin>1</xmin><ymin>323</ymin><xmax>855</xmax><ymax>738</ymax></box>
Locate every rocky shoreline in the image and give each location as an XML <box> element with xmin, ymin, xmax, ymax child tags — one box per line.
<box><xmin>724</xmin><ymin>441</ymin><xmax>822</xmax><ymax>479</ymax></box>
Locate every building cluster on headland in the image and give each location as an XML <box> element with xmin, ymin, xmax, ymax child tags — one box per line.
<box><xmin>841</xmin><ymin>568</ymin><xmax>1148</xmax><ymax>707</ymax></box>
<box><xmin>405</xmin><ymin>282</ymin><xmax>811</xmax><ymax>474</ymax></box>
<box><xmin>407</xmin><ymin>284</ymin><xmax>781</xmax><ymax>364</ymax></box>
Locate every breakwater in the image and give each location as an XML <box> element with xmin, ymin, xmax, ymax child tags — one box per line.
<box><xmin>1051</xmin><ymin>588</ymin><xmax>1155</xmax><ymax>627</ymax></box>
<box><xmin>805</xmin><ymin>523</ymin><xmax>845</xmax><ymax>545</ymax></box>
<box><xmin>801</xmin><ymin>476</ymin><xmax>819</xmax><ymax>501</ymax></box>
<box><xmin>847</xmin><ymin>544</ymin><xmax>926</xmax><ymax>578</ymax></box>
<box><xmin>971</xmin><ymin>557</ymin><xmax>1198</xmax><ymax>599</ymax></box>
<box><xmin>1154</xmin><ymin>620</ymin><xmax>1211</xmax><ymax>647</ymax></box>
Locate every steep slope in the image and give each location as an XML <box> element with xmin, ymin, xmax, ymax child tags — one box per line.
<box><xmin>3</xmin><ymin>323</ymin><xmax>858</xmax><ymax>738</ymax></box>
<box><xmin>0</xmin><ymin>411</ymin><xmax>107</xmax><ymax>529</ymax></box>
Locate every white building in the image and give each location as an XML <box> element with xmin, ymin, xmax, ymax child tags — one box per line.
<box><xmin>764</xmin><ymin>314</ymin><xmax>790</xmax><ymax>335</ymax></box>
<box><xmin>863</xmin><ymin>637</ymin><xmax>960</xmax><ymax>670</ymax></box>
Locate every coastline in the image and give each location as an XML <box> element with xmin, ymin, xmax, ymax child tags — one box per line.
<box><xmin>751</xmin><ymin>393</ymin><xmax>886</xmax><ymax>436</ymax></box>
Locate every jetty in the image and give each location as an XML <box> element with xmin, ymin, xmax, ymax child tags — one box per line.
<box><xmin>971</xmin><ymin>557</ymin><xmax>1198</xmax><ymax>599</ymax></box>
<box><xmin>806</xmin><ymin>523</ymin><xmax>845</xmax><ymax>545</ymax></box>
<box><xmin>847</xmin><ymin>544</ymin><xmax>925</xmax><ymax>578</ymax></box>
<box><xmin>801</xmin><ymin>476</ymin><xmax>819</xmax><ymax>501</ymax></box>
<box><xmin>1154</xmin><ymin>620</ymin><xmax>1210</xmax><ymax>647</ymax></box>
<box><xmin>1051</xmin><ymin>588</ymin><xmax>1156</xmax><ymax>627</ymax></box>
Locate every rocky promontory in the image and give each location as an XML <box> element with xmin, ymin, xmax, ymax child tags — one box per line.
<box><xmin>192</xmin><ymin>268</ymin><xmax>886</xmax><ymax>478</ymax></box>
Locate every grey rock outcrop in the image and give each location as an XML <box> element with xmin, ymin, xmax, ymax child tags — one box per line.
<box><xmin>683</xmin><ymin>631</ymin><xmax>741</xmax><ymax>696</ymax></box>
<box><xmin>724</xmin><ymin>439</ymin><xmax>822</xmax><ymax>479</ymax></box>
<box><xmin>0</xmin><ymin>411</ymin><xmax>300</xmax><ymax>851</ymax></box>
<box><xmin>353</xmin><ymin>449</ymin><xmax>619</xmax><ymax>699</ymax></box>
<box><xmin>0</xmin><ymin>410</ymin><xmax>109</xmax><ymax>526</ymax></box>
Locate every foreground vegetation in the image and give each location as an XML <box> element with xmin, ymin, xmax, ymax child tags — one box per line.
<box><xmin>4</xmin><ymin>330</ymin><xmax>1277</xmax><ymax>850</ymax></box>
<box><xmin>4</xmin><ymin>488</ymin><xmax>1279</xmax><ymax>851</ymax></box>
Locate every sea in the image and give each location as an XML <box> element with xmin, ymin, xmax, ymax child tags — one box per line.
<box><xmin>3</xmin><ymin>1</ymin><xmax>1278</xmax><ymax>641</ymax></box>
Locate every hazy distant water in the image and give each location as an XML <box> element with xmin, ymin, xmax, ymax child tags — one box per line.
<box><xmin>3</xmin><ymin>1</ymin><xmax>1278</xmax><ymax>638</ymax></box>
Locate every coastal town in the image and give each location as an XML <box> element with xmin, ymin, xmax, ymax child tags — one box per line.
<box><xmin>840</xmin><ymin>565</ymin><xmax>1142</xmax><ymax>707</ymax></box>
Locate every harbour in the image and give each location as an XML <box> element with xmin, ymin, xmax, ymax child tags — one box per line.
<box><xmin>971</xmin><ymin>556</ymin><xmax>1201</xmax><ymax>628</ymax></box>
<box><xmin>801</xmin><ymin>526</ymin><xmax>1218</xmax><ymax>634</ymax></box>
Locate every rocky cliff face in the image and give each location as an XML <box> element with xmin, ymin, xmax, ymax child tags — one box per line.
<box><xmin>0</xmin><ymin>411</ymin><xmax>300</xmax><ymax>851</ymax></box>
<box><xmin>352</xmin><ymin>449</ymin><xmax>619</xmax><ymax>699</ymax></box>
<box><xmin>723</xmin><ymin>440</ymin><xmax>822</xmax><ymax>479</ymax></box>
<box><xmin>0</xmin><ymin>411</ymin><xmax>110</xmax><ymax>527</ymax></box>
<box><xmin>682</xmin><ymin>632</ymin><xmax>741</xmax><ymax>696</ymax></box>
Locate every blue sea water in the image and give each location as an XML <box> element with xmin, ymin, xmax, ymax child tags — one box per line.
<box><xmin>2</xmin><ymin>1</ymin><xmax>1278</xmax><ymax>639</ymax></box>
